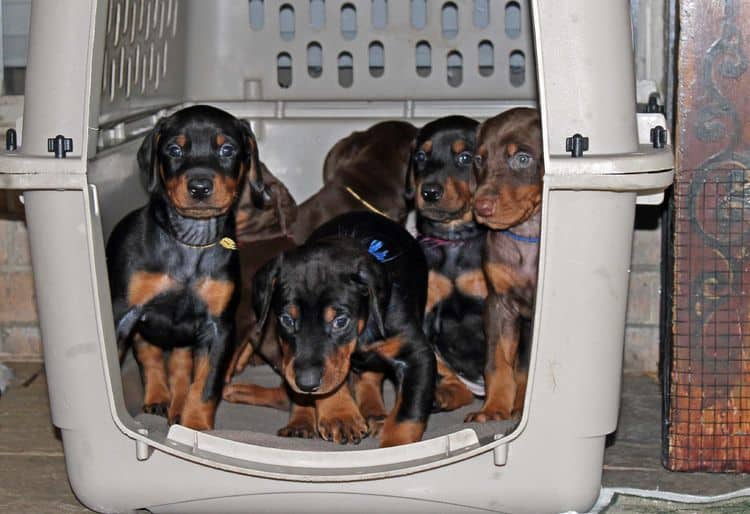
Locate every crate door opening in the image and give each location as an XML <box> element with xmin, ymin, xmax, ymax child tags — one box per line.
<box><xmin>98</xmin><ymin>0</ymin><xmax>541</xmax><ymax>462</ymax></box>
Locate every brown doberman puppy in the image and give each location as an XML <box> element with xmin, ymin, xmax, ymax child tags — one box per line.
<box><xmin>291</xmin><ymin>120</ymin><xmax>417</xmax><ymax>244</ymax></box>
<box><xmin>467</xmin><ymin>107</ymin><xmax>543</xmax><ymax>422</ymax></box>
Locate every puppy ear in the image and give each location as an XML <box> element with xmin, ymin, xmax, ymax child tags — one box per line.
<box><xmin>239</xmin><ymin>119</ymin><xmax>268</xmax><ymax>208</ymax></box>
<box><xmin>138</xmin><ymin>119</ymin><xmax>165</xmax><ymax>194</ymax></box>
<box><xmin>352</xmin><ymin>262</ymin><xmax>387</xmax><ymax>339</ymax></box>
<box><xmin>252</xmin><ymin>254</ymin><xmax>282</xmax><ymax>339</ymax></box>
<box><xmin>404</xmin><ymin>139</ymin><xmax>417</xmax><ymax>202</ymax></box>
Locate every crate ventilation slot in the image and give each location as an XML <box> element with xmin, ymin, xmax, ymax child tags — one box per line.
<box><xmin>102</xmin><ymin>0</ymin><xmax>181</xmax><ymax>105</ymax></box>
<box><xmin>248</xmin><ymin>0</ymin><xmax>536</xmax><ymax>100</ymax></box>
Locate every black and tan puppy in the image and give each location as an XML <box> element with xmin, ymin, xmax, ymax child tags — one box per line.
<box><xmin>107</xmin><ymin>105</ymin><xmax>264</xmax><ymax>430</ymax></box>
<box><xmin>468</xmin><ymin>107</ymin><xmax>543</xmax><ymax>422</ymax></box>
<box><xmin>248</xmin><ymin>211</ymin><xmax>436</xmax><ymax>447</ymax></box>
<box><xmin>407</xmin><ymin>115</ymin><xmax>487</xmax><ymax>412</ymax></box>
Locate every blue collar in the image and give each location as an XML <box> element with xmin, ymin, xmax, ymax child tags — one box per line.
<box><xmin>501</xmin><ymin>229</ymin><xmax>540</xmax><ymax>244</ymax></box>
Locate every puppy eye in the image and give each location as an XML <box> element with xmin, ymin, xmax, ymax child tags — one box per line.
<box><xmin>279</xmin><ymin>313</ymin><xmax>295</xmax><ymax>329</ymax></box>
<box><xmin>219</xmin><ymin>143</ymin><xmax>236</xmax><ymax>157</ymax></box>
<box><xmin>413</xmin><ymin>150</ymin><xmax>427</xmax><ymax>163</ymax></box>
<box><xmin>332</xmin><ymin>314</ymin><xmax>350</xmax><ymax>330</ymax></box>
<box><xmin>166</xmin><ymin>144</ymin><xmax>183</xmax><ymax>158</ymax></box>
<box><xmin>456</xmin><ymin>151</ymin><xmax>473</xmax><ymax>166</ymax></box>
<box><xmin>511</xmin><ymin>152</ymin><xmax>533</xmax><ymax>169</ymax></box>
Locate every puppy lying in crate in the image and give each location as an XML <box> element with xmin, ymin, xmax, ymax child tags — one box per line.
<box><xmin>468</xmin><ymin>107</ymin><xmax>543</xmax><ymax>422</ymax></box>
<box><xmin>107</xmin><ymin>105</ymin><xmax>265</xmax><ymax>430</ymax></box>
<box><xmin>248</xmin><ymin>211</ymin><xmax>436</xmax><ymax>447</ymax></box>
<box><xmin>407</xmin><ymin>115</ymin><xmax>488</xmax><ymax>412</ymax></box>
<box><xmin>225</xmin><ymin>120</ymin><xmax>417</xmax><ymax>383</ymax></box>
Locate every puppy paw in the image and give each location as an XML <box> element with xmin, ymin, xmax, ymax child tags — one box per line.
<box><xmin>365</xmin><ymin>415</ymin><xmax>385</xmax><ymax>437</ymax></box>
<box><xmin>317</xmin><ymin>411</ymin><xmax>369</xmax><ymax>445</ymax></box>
<box><xmin>142</xmin><ymin>402</ymin><xmax>169</xmax><ymax>417</ymax></box>
<box><xmin>434</xmin><ymin>381</ymin><xmax>474</xmax><ymax>412</ymax></box>
<box><xmin>464</xmin><ymin>408</ymin><xmax>512</xmax><ymax>423</ymax></box>
<box><xmin>278</xmin><ymin>420</ymin><xmax>317</xmax><ymax>439</ymax></box>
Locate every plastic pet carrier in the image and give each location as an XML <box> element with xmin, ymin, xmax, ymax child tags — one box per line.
<box><xmin>0</xmin><ymin>0</ymin><xmax>673</xmax><ymax>512</ymax></box>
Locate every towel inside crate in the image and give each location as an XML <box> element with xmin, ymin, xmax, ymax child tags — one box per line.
<box><xmin>124</xmin><ymin>356</ymin><xmax>514</xmax><ymax>451</ymax></box>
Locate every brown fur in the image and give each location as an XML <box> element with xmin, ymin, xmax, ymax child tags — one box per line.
<box><xmin>167</xmin><ymin>347</ymin><xmax>192</xmax><ymax>423</ymax></box>
<box><xmin>354</xmin><ymin>371</ymin><xmax>387</xmax><ymax>435</ymax></box>
<box><xmin>134</xmin><ymin>336</ymin><xmax>170</xmax><ymax>408</ymax></box>
<box><xmin>127</xmin><ymin>271</ymin><xmax>176</xmax><ymax>306</ymax></box>
<box><xmin>315</xmin><ymin>382</ymin><xmax>369</xmax><ymax>444</ymax></box>
<box><xmin>180</xmin><ymin>353</ymin><xmax>218</xmax><ymax>430</ymax></box>
<box><xmin>467</xmin><ymin>107</ymin><xmax>542</xmax><ymax>422</ymax></box>
<box><xmin>194</xmin><ymin>278</ymin><xmax>235</xmax><ymax>317</ymax></box>
<box><xmin>426</xmin><ymin>270</ymin><xmax>454</xmax><ymax>312</ymax></box>
<box><xmin>293</xmin><ymin>120</ymin><xmax>418</xmax><ymax>244</ymax></box>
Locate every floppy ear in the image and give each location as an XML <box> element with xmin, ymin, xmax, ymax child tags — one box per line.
<box><xmin>138</xmin><ymin>119</ymin><xmax>165</xmax><ymax>194</ymax></box>
<box><xmin>252</xmin><ymin>254</ymin><xmax>282</xmax><ymax>339</ymax></box>
<box><xmin>352</xmin><ymin>261</ymin><xmax>388</xmax><ymax>339</ymax></box>
<box><xmin>239</xmin><ymin>119</ymin><xmax>268</xmax><ymax>208</ymax></box>
<box><xmin>404</xmin><ymin>139</ymin><xmax>417</xmax><ymax>202</ymax></box>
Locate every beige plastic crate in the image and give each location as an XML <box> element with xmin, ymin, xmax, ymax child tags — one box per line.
<box><xmin>0</xmin><ymin>1</ymin><xmax>672</xmax><ymax>512</ymax></box>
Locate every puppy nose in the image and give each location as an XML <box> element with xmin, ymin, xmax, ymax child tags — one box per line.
<box><xmin>421</xmin><ymin>183</ymin><xmax>444</xmax><ymax>203</ymax></box>
<box><xmin>474</xmin><ymin>197</ymin><xmax>496</xmax><ymax>218</ymax></box>
<box><xmin>187</xmin><ymin>177</ymin><xmax>213</xmax><ymax>199</ymax></box>
<box><xmin>295</xmin><ymin>369</ymin><xmax>321</xmax><ymax>393</ymax></box>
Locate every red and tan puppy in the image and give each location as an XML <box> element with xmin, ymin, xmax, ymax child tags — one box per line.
<box><xmin>467</xmin><ymin>107</ymin><xmax>543</xmax><ymax>422</ymax></box>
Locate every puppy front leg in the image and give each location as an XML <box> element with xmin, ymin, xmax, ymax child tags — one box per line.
<box><xmin>371</xmin><ymin>331</ymin><xmax>436</xmax><ymax>448</ymax></box>
<box><xmin>465</xmin><ymin>293</ymin><xmax>520</xmax><ymax>422</ymax></box>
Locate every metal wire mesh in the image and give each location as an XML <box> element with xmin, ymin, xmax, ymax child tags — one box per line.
<box><xmin>668</xmin><ymin>164</ymin><xmax>750</xmax><ymax>471</ymax></box>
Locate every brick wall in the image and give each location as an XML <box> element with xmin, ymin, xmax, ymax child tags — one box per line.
<box><xmin>0</xmin><ymin>191</ymin><xmax>41</xmax><ymax>361</ymax></box>
<box><xmin>625</xmin><ymin>208</ymin><xmax>663</xmax><ymax>374</ymax></box>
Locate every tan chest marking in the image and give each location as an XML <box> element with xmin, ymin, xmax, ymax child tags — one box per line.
<box><xmin>483</xmin><ymin>262</ymin><xmax>525</xmax><ymax>294</ymax></box>
<box><xmin>128</xmin><ymin>272</ymin><xmax>177</xmax><ymax>306</ymax></box>
<box><xmin>455</xmin><ymin>269</ymin><xmax>488</xmax><ymax>298</ymax></box>
<box><xmin>426</xmin><ymin>270</ymin><xmax>454</xmax><ymax>312</ymax></box>
<box><xmin>194</xmin><ymin>278</ymin><xmax>235</xmax><ymax>317</ymax></box>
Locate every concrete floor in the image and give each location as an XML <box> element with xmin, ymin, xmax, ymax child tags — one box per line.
<box><xmin>1</xmin><ymin>362</ymin><xmax>748</xmax><ymax>513</ymax></box>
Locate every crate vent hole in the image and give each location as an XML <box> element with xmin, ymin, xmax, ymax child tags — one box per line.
<box><xmin>341</xmin><ymin>4</ymin><xmax>357</xmax><ymax>40</ymax></box>
<box><xmin>310</xmin><ymin>0</ymin><xmax>325</xmax><ymax>30</ymax></box>
<box><xmin>277</xmin><ymin>52</ymin><xmax>292</xmax><ymax>88</ymax></box>
<box><xmin>279</xmin><ymin>4</ymin><xmax>295</xmax><ymax>41</ymax></box>
<box><xmin>442</xmin><ymin>3</ymin><xmax>459</xmax><ymax>39</ymax></box>
<box><xmin>479</xmin><ymin>40</ymin><xmax>493</xmax><ymax>77</ymax></box>
<box><xmin>509</xmin><ymin>50</ymin><xmax>525</xmax><ymax>86</ymax></box>
<box><xmin>416</xmin><ymin>41</ymin><xmax>431</xmax><ymax>77</ymax></box>
<box><xmin>505</xmin><ymin>1</ymin><xmax>521</xmax><ymax>39</ymax></box>
<box><xmin>447</xmin><ymin>50</ymin><xmax>463</xmax><ymax>87</ymax></box>
<box><xmin>338</xmin><ymin>51</ymin><xmax>354</xmax><ymax>87</ymax></box>
<box><xmin>307</xmin><ymin>42</ymin><xmax>323</xmax><ymax>78</ymax></box>
<box><xmin>473</xmin><ymin>0</ymin><xmax>489</xmax><ymax>28</ymax></box>
<box><xmin>372</xmin><ymin>0</ymin><xmax>387</xmax><ymax>30</ymax></box>
<box><xmin>249</xmin><ymin>0</ymin><xmax>264</xmax><ymax>30</ymax></box>
<box><xmin>411</xmin><ymin>0</ymin><xmax>426</xmax><ymax>30</ymax></box>
<box><xmin>369</xmin><ymin>41</ymin><xmax>385</xmax><ymax>77</ymax></box>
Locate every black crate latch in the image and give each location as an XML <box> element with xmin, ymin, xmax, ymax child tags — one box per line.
<box><xmin>565</xmin><ymin>134</ymin><xmax>589</xmax><ymax>157</ymax></box>
<box><xmin>47</xmin><ymin>135</ymin><xmax>73</xmax><ymax>158</ymax></box>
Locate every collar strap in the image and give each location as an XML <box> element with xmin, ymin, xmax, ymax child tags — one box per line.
<box><xmin>345</xmin><ymin>186</ymin><xmax>392</xmax><ymax>220</ymax></box>
<box><xmin>177</xmin><ymin>236</ymin><xmax>238</xmax><ymax>250</ymax></box>
<box><xmin>501</xmin><ymin>230</ymin><xmax>540</xmax><ymax>244</ymax></box>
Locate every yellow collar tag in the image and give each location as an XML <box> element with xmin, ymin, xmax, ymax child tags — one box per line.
<box><xmin>219</xmin><ymin>237</ymin><xmax>238</xmax><ymax>250</ymax></box>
